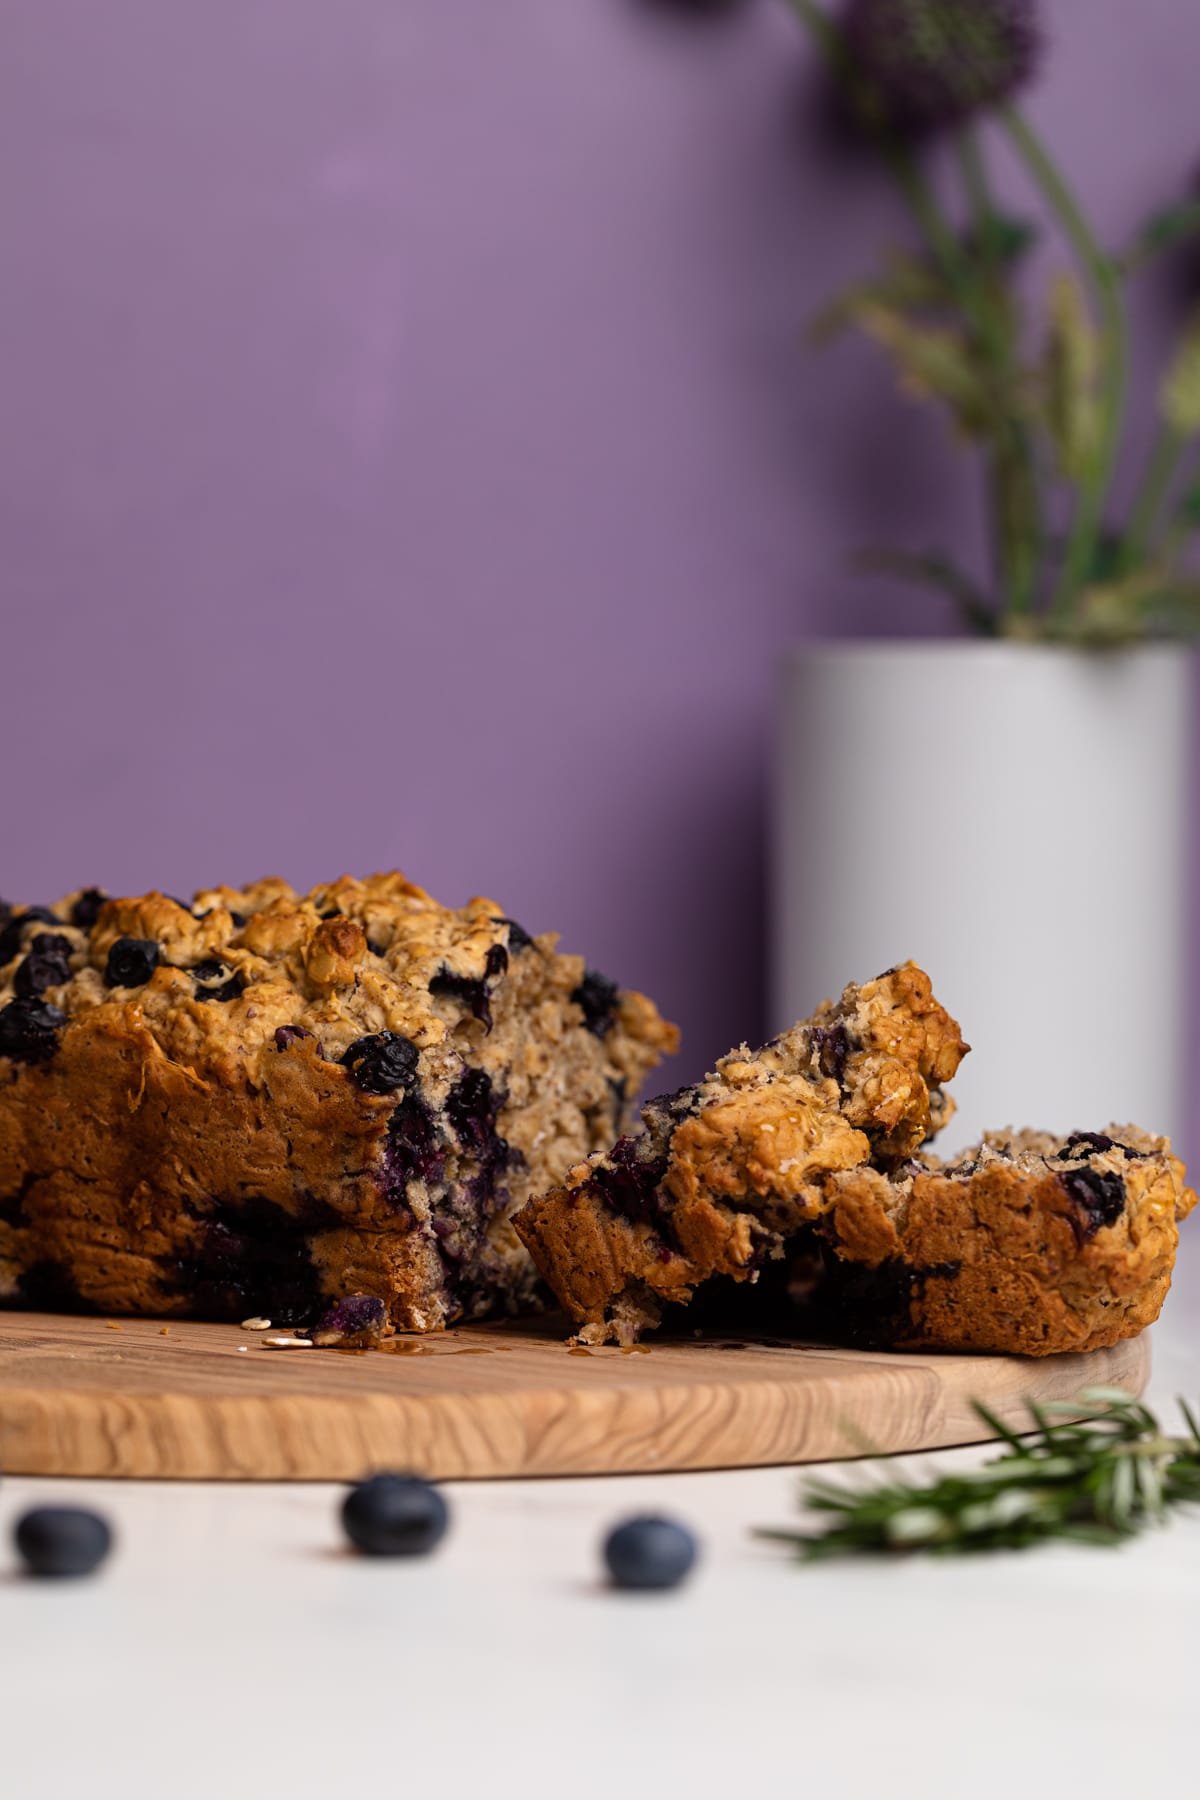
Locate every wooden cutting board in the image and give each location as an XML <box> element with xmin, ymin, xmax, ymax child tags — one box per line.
<box><xmin>0</xmin><ymin>1312</ymin><xmax>1149</xmax><ymax>1482</ymax></box>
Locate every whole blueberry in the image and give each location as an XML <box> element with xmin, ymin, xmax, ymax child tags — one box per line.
<box><xmin>14</xmin><ymin>1507</ymin><xmax>113</xmax><ymax>1577</ymax></box>
<box><xmin>603</xmin><ymin>1515</ymin><xmax>697</xmax><ymax>1591</ymax></box>
<box><xmin>0</xmin><ymin>998</ymin><xmax>67</xmax><ymax>1065</ymax></box>
<box><xmin>105</xmin><ymin>937</ymin><xmax>161</xmax><ymax>988</ymax></box>
<box><xmin>71</xmin><ymin>888</ymin><xmax>109</xmax><ymax>930</ymax></box>
<box><xmin>341</xmin><ymin>1473</ymin><xmax>449</xmax><ymax>1557</ymax></box>
<box><xmin>341</xmin><ymin>1032</ymin><xmax>419</xmax><ymax>1095</ymax></box>
<box><xmin>0</xmin><ymin>906</ymin><xmax>59</xmax><ymax>966</ymax></box>
<box><xmin>14</xmin><ymin>934</ymin><xmax>74</xmax><ymax>999</ymax></box>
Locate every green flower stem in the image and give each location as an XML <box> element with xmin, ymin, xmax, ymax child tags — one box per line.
<box><xmin>1158</xmin><ymin>446</ymin><xmax>1199</xmax><ymax>566</ymax></box>
<box><xmin>786</xmin><ymin>0</ymin><xmax>1005</xmax><ymax>637</ymax></box>
<box><xmin>955</xmin><ymin>128</ymin><xmax>1042</xmax><ymax>619</ymax></box>
<box><xmin>957</xmin><ymin>129</ymin><xmax>1002</xmax><ymax>289</ymax></box>
<box><xmin>1000</xmin><ymin>105</ymin><xmax>1129</xmax><ymax>627</ymax></box>
<box><xmin>953</xmin><ymin>131</ymin><xmax>1014</xmax><ymax>608</ymax></box>
<box><xmin>1126</xmin><ymin>424</ymin><xmax>1187</xmax><ymax>562</ymax></box>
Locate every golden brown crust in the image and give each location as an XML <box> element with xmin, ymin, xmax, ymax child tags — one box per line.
<box><xmin>515</xmin><ymin>949</ymin><xmax>1193</xmax><ymax>1355</ymax></box>
<box><xmin>0</xmin><ymin>875</ymin><xmax>677</xmax><ymax>1330</ymax></box>
<box><xmin>820</xmin><ymin>1128</ymin><xmax>1196</xmax><ymax>1356</ymax></box>
<box><xmin>827</xmin><ymin>961</ymin><xmax>970</xmax><ymax>1161</ymax></box>
<box><xmin>513</xmin><ymin>961</ymin><xmax>967</xmax><ymax>1344</ymax></box>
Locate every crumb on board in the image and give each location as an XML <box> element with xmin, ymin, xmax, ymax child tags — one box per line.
<box><xmin>308</xmin><ymin>1294</ymin><xmax>392</xmax><ymax>1349</ymax></box>
<box><xmin>241</xmin><ymin>1317</ymin><xmax>272</xmax><ymax>1331</ymax></box>
<box><xmin>159</xmin><ymin>1326</ymin><xmax>170</xmax><ymax>1336</ymax></box>
<box><xmin>261</xmin><ymin>1336</ymin><xmax>313</xmax><ymax>1350</ymax></box>
<box><xmin>105</xmin><ymin>1321</ymin><xmax>122</xmax><ymax>1331</ymax></box>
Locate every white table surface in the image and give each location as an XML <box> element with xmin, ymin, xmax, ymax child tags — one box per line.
<box><xmin>2</xmin><ymin>1320</ymin><xmax>1198</xmax><ymax>1800</ymax></box>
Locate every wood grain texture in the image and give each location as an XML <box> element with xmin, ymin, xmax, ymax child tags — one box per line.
<box><xmin>0</xmin><ymin>1312</ymin><xmax>1151</xmax><ymax>1482</ymax></box>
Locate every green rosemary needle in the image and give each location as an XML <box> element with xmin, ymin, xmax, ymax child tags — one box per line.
<box><xmin>758</xmin><ymin>1389</ymin><xmax>1200</xmax><ymax>1559</ymax></box>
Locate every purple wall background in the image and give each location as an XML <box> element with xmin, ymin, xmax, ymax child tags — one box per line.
<box><xmin>4</xmin><ymin>1</ymin><xmax>1198</xmax><ymax>1108</ymax></box>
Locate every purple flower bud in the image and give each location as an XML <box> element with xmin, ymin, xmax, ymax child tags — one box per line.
<box><xmin>842</xmin><ymin>0</ymin><xmax>1042</xmax><ymax>136</ymax></box>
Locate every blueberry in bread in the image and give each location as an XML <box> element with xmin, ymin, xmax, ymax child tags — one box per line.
<box><xmin>0</xmin><ymin>874</ymin><xmax>678</xmax><ymax>1330</ymax></box>
<box><xmin>513</xmin><ymin>962</ymin><xmax>968</xmax><ymax>1344</ymax></box>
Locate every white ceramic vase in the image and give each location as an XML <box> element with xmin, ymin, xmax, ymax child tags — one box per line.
<box><xmin>771</xmin><ymin>642</ymin><xmax>1193</xmax><ymax>1155</ymax></box>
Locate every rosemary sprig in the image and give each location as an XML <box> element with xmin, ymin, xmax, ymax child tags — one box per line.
<box><xmin>758</xmin><ymin>1390</ymin><xmax>1200</xmax><ymax>1560</ymax></box>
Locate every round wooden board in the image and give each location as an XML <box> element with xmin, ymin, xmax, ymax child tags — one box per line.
<box><xmin>0</xmin><ymin>1312</ymin><xmax>1150</xmax><ymax>1482</ymax></box>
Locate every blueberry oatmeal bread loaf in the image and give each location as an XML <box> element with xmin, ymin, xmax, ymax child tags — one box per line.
<box><xmin>813</xmin><ymin>1127</ymin><xmax>1195</xmax><ymax>1355</ymax></box>
<box><xmin>0</xmin><ymin>875</ymin><xmax>677</xmax><ymax>1330</ymax></box>
<box><xmin>513</xmin><ymin>962</ymin><xmax>968</xmax><ymax>1345</ymax></box>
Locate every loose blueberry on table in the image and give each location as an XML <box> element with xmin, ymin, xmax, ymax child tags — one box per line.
<box><xmin>341</xmin><ymin>1474</ymin><xmax>449</xmax><ymax>1556</ymax></box>
<box><xmin>603</xmin><ymin>1515</ymin><xmax>698</xmax><ymax>1591</ymax></box>
<box><xmin>14</xmin><ymin>1507</ymin><xmax>113</xmax><ymax>1577</ymax></box>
